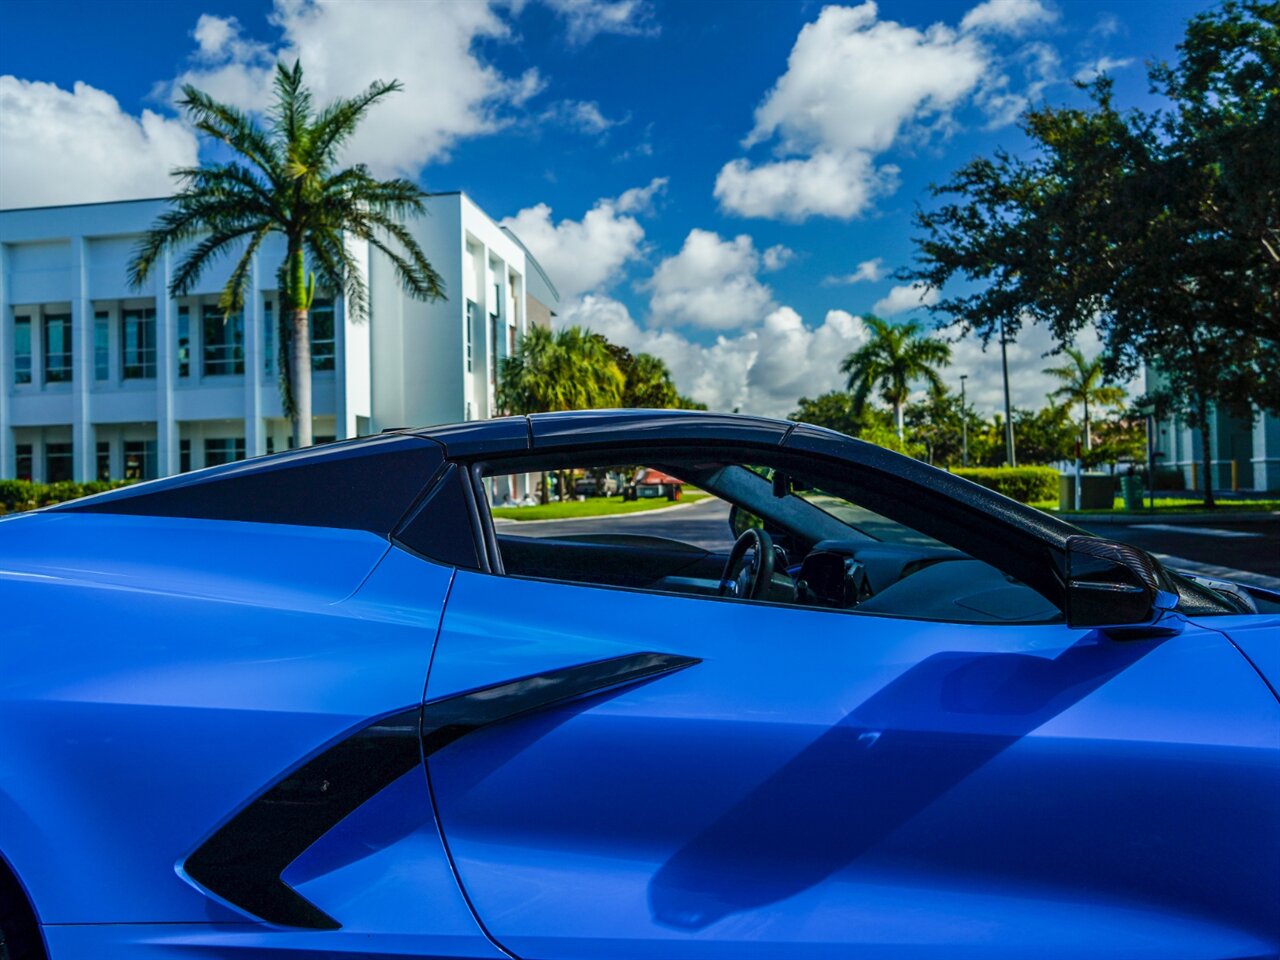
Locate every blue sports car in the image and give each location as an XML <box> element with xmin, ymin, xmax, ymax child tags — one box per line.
<box><xmin>1</xmin><ymin>410</ymin><xmax>1277</xmax><ymax>960</ymax></box>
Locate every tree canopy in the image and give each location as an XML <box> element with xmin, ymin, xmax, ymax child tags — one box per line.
<box><xmin>903</xmin><ymin>1</ymin><xmax>1279</xmax><ymax>505</ymax></box>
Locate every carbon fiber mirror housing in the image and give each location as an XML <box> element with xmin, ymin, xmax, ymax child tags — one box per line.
<box><xmin>1064</xmin><ymin>536</ymin><xmax>1180</xmax><ymax>633</ymax></box>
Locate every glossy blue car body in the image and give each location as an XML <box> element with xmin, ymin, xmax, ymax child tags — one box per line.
<box><xmin>0</xmin><ymin>410</ymin><xmax>1276</xmax><ymax>960</ymax></box>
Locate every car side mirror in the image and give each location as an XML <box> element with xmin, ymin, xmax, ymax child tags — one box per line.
<box><xmin>1064</xmin><ymin>536</ymin><xmax>1180</xmax><ymax>634</ymax></box>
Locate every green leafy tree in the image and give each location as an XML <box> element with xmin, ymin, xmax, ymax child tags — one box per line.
<box><xmin>497</xmin><ymin>324</ymin><xmax>625</xmax><ymax>502</ymax></box>
<box><xmin>1011</xmin><ymin>404</ymin><xmax>1079</xmax><ymax>466</ymax></box>
<box><xmin>129</xmin><ymin>61</ymin><xmax>444</xmax><ymax>448</ymax></box>
<box><xmin>1042</xmin><ymin>347</ymin><xmax>1127</xmax><ymax>450</ymax></box>
<box><xmin>790</xmin><ymin>391</ymin><xmax>865</xmax><ymax>436</ymax></box>
<box><xmin>904</xmin><ymin>2</ymin><xmax>1279</xmax><ymax>506</ymax></box>
<box><xmin>903</xmin><ymin>385</ymin><xmax>982</xmax><ymax>467</ymax></box>
<box><xmin>791</xmin><ymin>391</ymin><xmax>922</xmax><ymax>456</ymax></box>
<box><xmin>840</xmin><ymin>316</ymin><xmax>952</xmax><ymax>441</ymax></box>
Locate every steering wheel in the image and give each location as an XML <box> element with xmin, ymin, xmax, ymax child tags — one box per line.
<box><xmin>719</xmin><ymin>527</ymin><xmax>776</xmax><ymax>600</ymax></box>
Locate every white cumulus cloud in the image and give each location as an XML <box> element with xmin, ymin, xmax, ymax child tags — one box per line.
<box><xmin>715</xmin><ymin>2</ymin><xmax>990</xmax><ymax>221</ymax></box>
<box><xmin>960</xmin><ymin>0</ymin><xmax>1056</xmax><ymax>36</ymax></box>
<box><xmin>716</xmin><ymin>0</ymin><xmax>1059</xmax><ymax>222</ymax></box>
<box><xmin>1074</xmin><ymin>55</ymin><xmax>1135</xmax><ymax>82</ymax></box>
<box><xmin>873</xmin><ymin>283</ymin><xmax>940</xmax><ymax>316</ymax></box>
<box><xmin>540</xmin><ymin>0</ymin><xmax>658</xmax><ymax>44</ymax></box>
<box><xmin>824</xmin><ymin>257</ymin><xmax>887</xmax><ymax>285</ymax></box>
<box><xmin>0</xmin><ymin>77</ymin><xmax>198</xmax><ymax>209</ymax></box>
<box><xmin>500</xmin><ymin>178</ymin><xmax>665</xmax><ymax>301</ymax></box>
<box><xmin>646</xmin><ymin>229</ymin><xmax>777</xmax><ymax>330</ymax></box>
<box><xmin>172</xmin><ymin>0</ymin><xmax>544</xmax><ymax>178</ymax></box>
<box><xmin>565</xmin><ymin>296</ymin><xmax>872</xmax><ymax>416</ymax></box>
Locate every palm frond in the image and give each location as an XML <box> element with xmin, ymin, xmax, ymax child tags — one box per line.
<box><xmin>177</xmin><ymin>85</ymin><xmax>283</xmax><ymax>183</ymax></box>
<box><xmin>305</xmin><ymin>79</ymin><xmax>403</xmax><ymax>167</ymax></box>
<box><xmin>169</xmin><ymin>221</ymin><xmax>273</xmax><ymax>298</ymax></box>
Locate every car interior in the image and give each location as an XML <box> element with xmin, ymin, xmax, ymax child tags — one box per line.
<box><xmin>474</xmin><ymin>452</ymin><xmax>1063</xmax><ymax>625</ymax></box>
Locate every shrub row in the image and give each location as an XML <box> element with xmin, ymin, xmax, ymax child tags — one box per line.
<box><xmin>949</xmin><ymin>466</ymin><xmax>1060</xmax><ymax>504</ymax></box>
<box><xmin>0</xmin><ymin>479</ymin><xmax>132</xmax><ymax>514</ymax></box>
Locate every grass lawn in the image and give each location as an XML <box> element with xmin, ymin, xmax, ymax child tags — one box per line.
<box><xmin>1034</xmin><ymin>497</ymin><xmax>1280</xmax><ymax>515</ymax></box>
<box><xmin>492</xmin><ymin>491</ymin><xmax>709</xmax><ymax>521</ymax></box>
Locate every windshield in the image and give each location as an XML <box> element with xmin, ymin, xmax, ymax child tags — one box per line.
<box><xmin>792</xmin><ymin>487</ymin><xmax>946</xmax><ymax>548</ymax></box>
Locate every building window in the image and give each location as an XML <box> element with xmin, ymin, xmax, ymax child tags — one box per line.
<box><xmin>179</xmin><ymin>439</ymin><xmax>191</xmax><ymax>473</ymax></box>
<box><xmin>96</xmin><ymin>440</ymin><xmax>111</xmax><ymax>481</ymax></box>
<box><xmin>15</xmin><ymin>444</ymin><xmax>34</xmax><ymax>481</ymax></box>
<box><xmin>177</xmin><ymin>306</ymin><xmax>190</xmax><ymax>378</ymax></box>
<box><xmin>311</xmin><ymin>299</ymin><xmax>335</xmax><ymax>371</ymax></box>
<box><xmin>315</xmin><ymin>435</ymin><xmax>336</xmax><ymax>445</ymax></box>
<box><xmin>204</xmin><ymin>437</ymin><xmax>245</xmax><ymax>467</ymax></box>
<box><xmin>122</xmin><ymin>307</ymin><xmax>157</xmax><ymax>379</ymax></box>
<box><xmin>489</xmin><ymin>314</ymin><xmax>499</xmax><ymax>386</ymax></box>
<box><xmin>202</xmin><ymin>306</ymin><xmax>244</xmax><ymax>376</ymax></box>
<box><xmin>124</xmin><ymin>440</ymin><xmax>157</xmax><ymax>481</ymax></box>
<box><xmin>45</xmin><ymin>443</ymin><xmax>73</xmax><ymax>483</ymax></box>
<box><xmin>465</xmin><ymin>300</ymin><xmax>476</xmax><ymax>373</ymax></box>
<box><xmin>43</xmin><ymin>313</ymin><xmax>72</xmax><ymax>383</ymax></box>
<box><xmin>14</xmin><ymin>316</ymin><xmax>32</xmax><ymax>385</ymax></box>
<box><xmin>94</xmin><ymin>311</ymin><xmax>110</xmax><ymax>381</ymax></box>
<box><xmin>263</xmin><ymin>301</ymin><xmax>274</xmax><ymax>374</ymax></box>
<box><xmin>466</xmin><ymin>401</ymin><xmax>473</xmax><ymax>421</ymax></box>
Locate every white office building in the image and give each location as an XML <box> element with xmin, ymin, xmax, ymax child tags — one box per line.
<box><xmin>0</xmin><ymin>193</ymin><xmax>558</xmax><ymax>490</ymax></box>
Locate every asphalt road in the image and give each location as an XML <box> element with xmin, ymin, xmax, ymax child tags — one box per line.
<box><xmin>497</xmin><ymin>496</ymin><xmax>736</xmax><ymax>552</ymax></box>
<box><xmin>500</xmin><ymin>497</ymin><xmax>1280</xmax><ymax>589</ymax></box>
<box><xmin>1084</xmin><ymin>518</ymin><xmax>1280</xmax><ymax>588</ymax></box>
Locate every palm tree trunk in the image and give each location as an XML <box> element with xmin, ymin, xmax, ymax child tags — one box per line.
<box><xmin>894</xmin><ymin>402</ymin><xmax>904</xmax><ymax>441</ymax></box>
<box><xmin>291</xmin><ymin>307</ymin><xmax>312</xmax><ymax>448</ymax></box>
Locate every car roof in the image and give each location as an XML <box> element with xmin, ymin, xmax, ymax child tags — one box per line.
<box><xmin>411</xmin><ymin>408</ymin><xmax>796</xmax><ymax>457</ymax></box>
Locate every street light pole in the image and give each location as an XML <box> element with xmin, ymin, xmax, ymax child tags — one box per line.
<box><xmin>1000</xmin><ymin>316</ymin><xmax>1016</xmax><ymax>467</ymax></box>
<box><xmin>960</xmin><ymin>374</ymin><xmax>969</xmax><ymax>467</ymax></box>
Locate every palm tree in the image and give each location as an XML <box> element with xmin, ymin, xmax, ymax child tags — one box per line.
<box><xmin>128</xmin><ymin>61</ymin><xmax>444</xmax><ymax>448</ymax></box>
<box><xmin>496</xmin><ymin>325</ymin><xmax>625</xmax><ymax>502</ymax></box>
<box><xmin>1043</xmin><ymin>347</ymin><xmax>1126</xmax><ymax>450</ymax></box>
<box><xmin>841</xmin><ymin>316</ymin><xmax>952</xmax><ymax>441</ymax></box>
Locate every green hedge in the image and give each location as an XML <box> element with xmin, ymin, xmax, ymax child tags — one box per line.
<box><xmin>950</xmin><ymin>466</ymin><xmax>1060</xmax><ymax>504</ymax></box>
<box><xmin>0</xmin><ymin>479</ymin><xmax>132</xmax><ymax>514</ymax></box>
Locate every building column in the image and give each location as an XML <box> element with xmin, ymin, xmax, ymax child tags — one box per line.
<box><xmin>244</xmin><ymin>253</ymin><xmax>265</xmax><ymax>456</ymax></box>
<box><xmin>334</xmin><ymin>291</ymin><xmax>349</xmax><ymax>439</ymax></box>
<box><xmin>0</xmin><ymin>243</ymin><xmax>12</xmax><ymax>478</ymax></box>
<box><xmin>156</xmin><ymin>249</ymin><xmax>179</xmax><ymax>477</ymax></box>
<box><xmin>70</xmin><ymin>237</ymin><xmax>93</xmax><ymax>482</ymax></box>
<box><xmin>1254</xmin><ymin>410</ymin><xmax>1280</xmax><ymax>492</ymax></box>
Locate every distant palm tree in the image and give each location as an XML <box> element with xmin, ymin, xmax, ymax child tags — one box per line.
<box><xmin>497</xmin><ymin>325</ymin><xmax>624</xmax><ymax>416</ymax></box>
<box><xmin>841</xmin><ymin>316</ymin><xmax>952</xmax><ymax>440</ymax></box>
<box><xmin>128</xmin><ymin>60</ymin><xmax>444</xmax><ymax>448</ymax></box>
<box><xmin>1043</xmin><ymin>347</ymin><xmax>1126</xmax><ymax>450</ymax></box>
<box><xmin>497</xmin><ymin>325</ymin><xmax>625</xmax><ymax>502</ymax></box>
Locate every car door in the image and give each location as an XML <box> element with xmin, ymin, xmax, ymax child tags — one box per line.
<box><xmin>423</xmin><ymin>568</ymin><xmax>1280</xmax><ymax>960</ymax></box>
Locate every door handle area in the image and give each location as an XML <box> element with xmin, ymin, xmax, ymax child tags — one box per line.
<box><xmin>422</xmin><ymin>651</ymin><xmax>702</xmax><ymax>756</ymax></box>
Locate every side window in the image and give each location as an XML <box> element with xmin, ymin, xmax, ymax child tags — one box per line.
<box><xmin>487</xmin><ymin>464</ymin><xmax>732</xmax><ymax>593</ymax></box>
<box><xmin>395</xmin><ymin>463</ymin><xmax>483</xmax><ymax>570</ymax></box>
<box><xmin>478</xmin><ymin>457</ymin><xmax>1061</xmax><ymax>625</ymax></box>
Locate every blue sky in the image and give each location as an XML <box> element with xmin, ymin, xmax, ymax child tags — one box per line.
<box><xmin>0</xmin><ymin>0</ymin><xmax>1211</xmax><ymax>415</ymax></box>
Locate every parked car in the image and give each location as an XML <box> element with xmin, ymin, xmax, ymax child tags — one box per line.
<box><xmin>574</xmin><ymin>472</ymin><xmax>619</xmax><ymax>497</ymax></box>
<box><xmin>624</xmin><ymin>466</ymin><xmax>683</xmax><ymax>501</ymax></box>
<box><xmin>0</xmin><ymin>409</ymin><xmax>1276</xmax><ymax>960</ymax></box>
